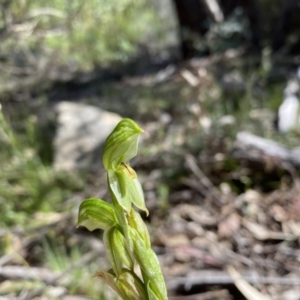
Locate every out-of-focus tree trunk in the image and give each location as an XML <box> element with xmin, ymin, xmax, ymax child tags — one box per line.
<box><xmin>272</xmin><ymin>0</ymin><xmax>300</xmax><ymax>52</ymax></box>
<box><xmin>219</xmin><ymin>0</ymin><xmax>262</xmax><ymax>51</ymax></box>
<box><xmin>172</xmin><ymin>0</ymin><xmax>262</xmax><ymax>59</ymax></box>
<box><xmin>172</xmin><ymin>0</ymin><xmax>209</xmax><ymax>59</ymax></box>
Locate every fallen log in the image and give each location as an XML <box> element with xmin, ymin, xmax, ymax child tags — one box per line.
<box><xmin>232</xmin><ymin>131</ymin><xmax>300</xmax><ymax>167</ymax></box>
<box><xmin>167</xmin><ymin>269</ymin><xmax>300</xmax><ymax>292</ymax></box>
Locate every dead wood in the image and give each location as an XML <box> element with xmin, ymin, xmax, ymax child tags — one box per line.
<box><xmin>233</xmin><ymin>131</ymin><xmax>300</xmax><ymax>167</ymax></box>
<box><xmin>166</xmin><ymin>269</ymin><xmax>300</xmax><ymax>291</ymax></box>
<box><xmin>0</xmin><ymin>266</ymin><xmax>56</xmax><ymax>283</ymax></box>
<box><xmin>169</xmin><ymin>289</ymin><xmax>231</xmax><ymax>300</ymax></box>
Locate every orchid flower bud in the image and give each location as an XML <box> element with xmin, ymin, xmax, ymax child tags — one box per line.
<box><xmin>130</xmin><ymin>228</ymin><xmax>168</xmax><ymax>300</ymax></box>
<box><xmin>77</xmin><ymin>198</ymin><xmax>117</xmax><ymax>231</ymax></box>
<box><xmin>104</xmin><ymin>227</ymin><xmax>134</xmax><ymax>276</ymax></box>
<box><xmin>102</xmin><ymin>118</ymin><xmax>143</xmax><ymax>171</ymax></box>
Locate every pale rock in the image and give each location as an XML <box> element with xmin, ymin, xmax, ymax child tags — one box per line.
<box><xmin>54</xmin><ymin>102</ymin><xmax>121</xmax><ymax>171</ymax></box>
<box><xmin>282</xmin><ymin>289</ymin><xmax>300</xmax><ymax>300</ymax></box>
<box><xmin>218</xmin><ymin>115</ymin><xmax>235</xmax><ymax>126</ymax></box>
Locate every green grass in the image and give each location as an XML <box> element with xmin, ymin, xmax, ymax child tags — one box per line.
<box><xmin>0</xmin><ymin>109</ymin><xmax>83</xmax><ymax>227</ymax></box>
<box><xmin>43</xmin><ymin>239</ymin><xmax>120</xmax><ymax>299</ymax></box>
<box><xmin>1</xmin><ymin>0</ymin><xmax>163</xmax><ymax>71</ymax></box>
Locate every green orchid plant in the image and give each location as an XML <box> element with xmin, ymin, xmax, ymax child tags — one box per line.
<box><xmin>77</xmin><ymin>118</ymin><xmax>168</xmax><ymax>300</ymax></box>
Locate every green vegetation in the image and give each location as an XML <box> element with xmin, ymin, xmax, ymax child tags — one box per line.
<box><xmin>1</xmin><ymin>1</ymin><xmax>299</xmax><ymax>298</ymax></box>
<box><xmin>0</xmin><ymin>109</ymin><xmax>82</xmax><ymax>227</ymax></box>
<box><xmin>78</xmin><ymin>119</ymin><xmax>168</xmax><ymax>300</ymax></box>
<box><xmin>1</xmin><ymin>0</ymin><xmax>161</xmax><ymax>70</ymax></box>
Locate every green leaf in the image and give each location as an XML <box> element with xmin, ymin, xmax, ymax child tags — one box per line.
<box><xmin>109</xmin><ymin>192</ymin><xmax>135</xmax><ymax>257</ymax></box>
<box><xmin>95</xmin><ymin>268</ymin><xmax>148</xmax><ymax>300</ymax></box>
<box><xmin>130</xmin><ymin>228</ymin><xmax>168</xmax><ymax>300</ymax></box>
<box><xmin>108</xmin><ymin>164</ymin><xmax>148</xmax><ymax>215</ymax></box>
<box><xmin>122</xmin><ymin>170</ymin><xmax>148</xmax><ymax>215</ymax></box>
<box><xmin>102</xmin><ymin>118</ymin><xmax>143</xmax><ymax>171</ymax></box>
<box><xmin>77</xmin><ymin>198</ymin><xmax>117</xmax><ymax>231</ymax></box>
<box><xmin>108</xmin><ymin>171</ymin><xmax>132</xmax><ymax>213</ymax></box>
<box><xmin>104</xmin><ymin>227</ymin><xmax>134</xmax><ymax>276</ymax></box>
<box><xmin>94</xmin><ymin>270</ymin><xmax>124</xmax><ymax>299</ymax></box>
<box><xmin>147</xmin><ymin>283</ymin><xmax>160</xmax><ymax>300</ymax></box>
<box><xmin>117</xmin><ymin>269</ymin><xmax>148</xmax><ymax>300</ymax></box>
<box><xmin>127</xmin><ymin>209</ymin><xmax>151</xmax><ymax>248</ymax></box>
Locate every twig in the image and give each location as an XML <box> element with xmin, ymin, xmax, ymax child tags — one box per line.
<box><xmin>169</xmin><ymin>289</ymin><xmax>230</xmax><ymax>300</ymax></box>
<box><xmin>184</xmin><ymin>154</ymin><xmax>221</xmax><ymax>205</ymax></box>
<box><xmin>227</xmin><ymin>265</ymin><xmax>272</xmax><ymax>300</ymax></box>
<box><xmin>167</xmin><ymin>269</ymin><xmax>300</xmax><ymax>291</ymax></box>
<box><xmin>181</xmin><ymin>69</ymin><xmax>200</xmax><ymax>87</ymax></box>
<box><xmin>18</xmin><ymin>250</ymin><xmax>102</xmax><ymax>300</ymax></box>
<box><xmin>0</xmin><ymin>265</ymin><xmax>56</xmax><ymax>283</ymax></box>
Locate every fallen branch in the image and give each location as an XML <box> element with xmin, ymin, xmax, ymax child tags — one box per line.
<box><xmin>169</xmin><ymin>289</ymin><xmax>230</xmax><ymax>300</ymax></box>
<box><xmin>227</xmin><ymin>266</ymin><xmax>271</xmax><ymax>300</ymax></box>
<box><xmin>233</xmin><ymin>131</ymin><xmax>300</xmax><ymax>167</ymax></box>
<box><xmin>184</xmin><ymin>154</ymin><xmax>221</xmax><ymax>206</ymax></box>
<box><xmin>167</xmin><ymin>269</ymin><xmax>300</xmax><ymax>291</ymax></box>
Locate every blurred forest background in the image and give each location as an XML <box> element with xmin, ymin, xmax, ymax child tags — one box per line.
<box><xmin>1</xmin><ymin>0</ymin><xmax>300</xmax><ymax>299</ymax></box>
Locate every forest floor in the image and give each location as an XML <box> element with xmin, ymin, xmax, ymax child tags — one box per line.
<box><xmin>1</xmin><ymin>49</ymin><xmax>300</xmax><ymax>300</ymax></box>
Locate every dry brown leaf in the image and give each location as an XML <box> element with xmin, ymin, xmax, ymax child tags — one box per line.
<box><xmin>283</xmin><ymin>221</ymin><xmax>300</xmax><ymax>236</ymax></box>
<box><xmin>218</xmin><ymin>213</ymin><xmax>241</xmax><ymax>238</ymax></box>
<box><xmin>269</xmin><ymin>204</ymin><xmax>288</xmax><ymax>222</ymax></box>
<box><xmin>243</xmin><ymin>219</ymin><xmax>289</xmax><ymax>240</ymax></box>
<box><xmin>160</xmin><ymin>233</ymin><xmax>190</xmax><ymax>248</ymax></box>
<box><xmin>164</xmin><ymin>262</ymin><xmax>191</xmax><ymax>277</ymax></box>
<box><xmin>176</xmin><ymin>204</ymin><xmax>216</xmax><ymax>226</ymax></box>
<box><xmin>186</xmin><ymin>222</ymin><xmax>204</xmax><ymax>238</ymax></box>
